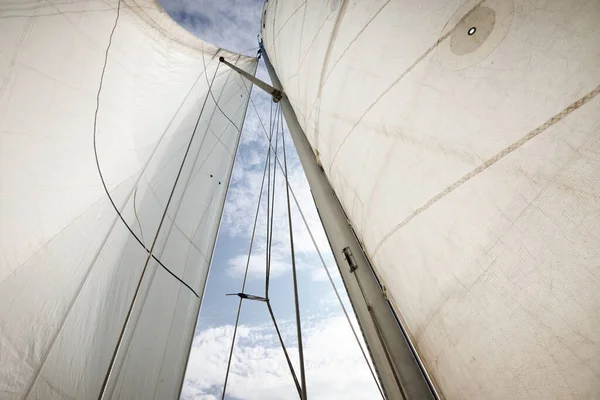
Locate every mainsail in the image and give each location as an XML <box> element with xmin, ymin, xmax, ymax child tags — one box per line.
<box><xmin>0</xmin><ymin>1</ymin><xmax>256</xmax><ymax>399</ymax></box>
<box><xmin>262</xmin><ymin>0</ymin><xmax>600</xmax><ymax>399</ymax></box>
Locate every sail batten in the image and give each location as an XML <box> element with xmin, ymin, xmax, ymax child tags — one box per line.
<box><xmin>0</xmin><ymin>1</ymin><xmax>257</xmax><ymax>399</ymax></box>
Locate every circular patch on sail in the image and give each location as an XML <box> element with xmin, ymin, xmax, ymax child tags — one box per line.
<box><xmin>438</xmin><ymin>0</ymin><xmax>514</xmax><ymax>70</ymax></box>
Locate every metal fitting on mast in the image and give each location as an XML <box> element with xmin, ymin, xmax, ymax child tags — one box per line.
<box><xmin>218</xmin><ymin>56</ymin><xmax>282</xmax><ymax>102</ymax></box>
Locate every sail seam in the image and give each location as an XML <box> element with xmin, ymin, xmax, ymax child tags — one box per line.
<box><xmin>295</xmin><ymin>1</ymin><xmax>308</xmax><ymax>102</ymax></box>
<box><xmin>327</xmin><ymin>0</ymin><xmax>486</xmax><ymax>174</ymax></box>
<box><xmin>19</xmin><ymin>212</ymin><xmax>123</xmax><ymax>400</ymax></box>
<box><xmin>312</xmin><ymin>0</ymin><xmax>349</xmax><ymax>152</ymax></box>
<box><xmin>0</xmin><ymin>0</ymin><xmax>39</xmax><ymax>104</ymax></box>
<box><xmin>273</xmin><ymin>1</ymin><xmax>306</xmax><ymax>41</ymax></box>
<box><xmin>321</xmin><ymin>0</ymin><xmax>391</xmax><ymax>89</ymax></box>
<box><xmin>372</xmin><ymin>83</ymin><xmax>600</xmax><ymax>257</ymax></box>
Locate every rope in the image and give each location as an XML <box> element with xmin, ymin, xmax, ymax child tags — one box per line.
<box><xmin>201</xmin><ymin>50</ymin><xmax>243</xmax><ymax>135</ymax></box>
<box><xmin>279</xmin><ymin>107</ymin><xmax>307</xmax><ymax>399</ymax></box>
<box><xmin>239</xmin><ymin>78</ymin><xmax>384</xmax><ymax>398</ymax></box>
<box><xmin>91</xmin><ymin>0</ymin><xmax>199</xmax><ymax>298</ymax></box>
<box><xmin>98</xmin><ymin>19</ymin><xmax>220</xmax><ymax>398</ymax></box>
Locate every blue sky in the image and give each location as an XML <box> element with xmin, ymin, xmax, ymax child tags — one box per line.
<box><xmin>158</xmin><ymin>1</ymin><xmax>381</xmax><ymax>399</ymax></box>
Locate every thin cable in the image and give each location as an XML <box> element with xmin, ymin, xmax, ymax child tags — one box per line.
<box><xmin>98</xmin><ymin>50</ymin><xmax>221</xmax><ymax>400</ymax></box>
<box><xmin>264</xmin><ymin>100</ymin><xmax>302</xmax><ymax>397</ymax></box>
<box><xmin>280</xmin><ymin>107</ymin><xmax>307</xmax><ymax>400</ymax></box>
<box><xmin>265</xmin><ymin>103</ymin><xmax>280</xmax><ymax>298</ymax></box>
<box><xmin>221</xmin><ymin>131</ymin><xmax>273</xmax><ymax>400</ymax></box>
<box><xmin>202</xmin><ymin>51</ymin><xmax>243</xmax><ymax>134</ymax></box>
<box><xmin>265</xmin><ymin>100</ymin><xmax>273</xmax><ymax>297</ymax></box>
<box><xmin>223</xmin><ymin>67</ymin><xmax>381</xmax><ymax>398</ymax></box>
<box><xmin>263</xmin><ymin>107</ymin><xmax>302</xmax><ymax>398</ymax></box>
<box><xmin>238</xmin><ymin>78</ymin><xmax>384</xmax><ymax>397</ymax></box>
<box><xmin>266</xmin><ymin>300</ymin><xmax>302</xmax><ymax>398</ymax></box>
<box><xmin>91</xmin><ymin>0</ymin><xmax>198</xmax><ymax>298</ymax></box>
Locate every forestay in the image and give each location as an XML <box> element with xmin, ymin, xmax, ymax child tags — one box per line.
<box><xmin>0</xmin><ymin>1</ymin><xmax>256</xmax><ymax>399</ymax></box>
<box><xmin>262</xmin><ymin>0</ymin><xmax>600</xmax><ymax>398</ymax></box>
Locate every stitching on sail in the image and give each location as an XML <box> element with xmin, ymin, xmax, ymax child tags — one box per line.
<box><xmin>273</xmin><ymin>1</ymin><xmax>306</xmax><ymax>41</ymax></box>
<box><xmin>312</xmin><ymin>0</ymin><xmax>349</xmax><ymax>150</ymax></box>
<box><xmin>327</xmin><ymin>0</ymin><xmax>486</xmax><ymax>175</ymax></box>
<box><xmin>295</xmin><ymin>1</ymin><xmax>309</xmax><ymax>102</ymax></box>
<box><xmin>0</xmin><ymin>167</ymin><xmax>142</xmax><ymax>290</ymax></box>
<box><xmin>0</xmin><ymin>0</ymin><xmax>40</xmax><ymax>103</ymax></box>
<box><xmin>321</xmin><ymin>0</ymin><xmax>391</xmax><ymax>88</ymax></box>
<box><xmin>297</xmin><ymin>7</ymin><xmax>336</xmax><ymax>72</ymax></box>
<box><xmin>372</xmin><ymin>83</ymin><xmax>600</xmax><ymax>257</ymax></box>
<box><xmin>19</xmin><ymin>212</ymin><xmax>123</xmax><ymax>400</ymax></box>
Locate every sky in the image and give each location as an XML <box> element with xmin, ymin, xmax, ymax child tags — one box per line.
<box><xmin>158</xmin><ymin>1</ymin><xmax>382</xmax><ymax>399</ymax></box>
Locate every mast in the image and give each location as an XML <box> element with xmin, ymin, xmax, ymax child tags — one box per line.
<box><xmin>260</xmin><ymin>44</ymin><xmax>436</xmax><ymax>400</ymax></box>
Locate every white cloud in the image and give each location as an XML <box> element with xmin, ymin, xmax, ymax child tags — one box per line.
<box><xmin>181</xmin><ymin>315</ymin><xmax>381</xmax><ymax>400</ymax></box>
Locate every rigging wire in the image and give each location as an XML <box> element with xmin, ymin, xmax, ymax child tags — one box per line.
<box><xmin>213</xmin><ymin>65</ymin><xmax>383</xmax><ymax>399</ymax></box>
<box><xmin>265</xmin><ymin>103</ymin><xmax>280</xmax><ymax>299</ymax></box>
<box><xmin>205</xmin><ymin>50</ymin><xmax>302</xmax><ymax>399</ymax></box>
<box><xmin>98</xmin><ymin>34</ymin><xmax>221</xmax><ymax>400</ymax></box>
<box><xmin>279</xmin><ymin>106</ymin><xmax>307</xmax><ymax>400</ymax></box>
<box><xmin>238</xmin><ymin>78</ymin><xmax>385</xmax><ymax>398</ymax></box>
<box><xmin>263</xmin><ymin>104</ymin><xmax>303</xmax><ymax>398</ymax></box>
<box><xmin>221</xmin><ymin>100</ymin><xmax>302</xmax><ymax>399</ymax></box>
<box><xmin>220</xmin><ymin>102</ymin><xmax>275</xmax><ymax>400</ymax></box>
<box><xmin>266</xmin><ymin>299</ymin><xmax>303</xmax><ymax>397</ymax></box>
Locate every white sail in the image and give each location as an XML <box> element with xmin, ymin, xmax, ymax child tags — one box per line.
<box><xmin>0</xmin><ymin>1</ymin><xmax>256</xmax><ymax>399</ymax></box>
<box><xmin>262</xmin><ymin>0</ymin><xmax>600</xmax><ymax>398</ymax></box>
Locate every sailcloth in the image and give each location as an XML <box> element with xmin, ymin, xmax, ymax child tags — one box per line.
<box><xmin>0</xmin><ymin>1</ymin><xmax>256</xmax><ymax>399</ymax></box>
<box><xmin>262</xmin><ymin>0</ymin><xmax>600</xmax><ymax>398</ymax></box>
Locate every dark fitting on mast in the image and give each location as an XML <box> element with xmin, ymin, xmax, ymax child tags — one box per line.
<box><xmin>218</xmin><ymin>56</ymin><xmax>282</xmax><ymax>102</ymax></box>
<box><xmin>342</xmin><ymin>247</ymin><xmax>359</xmax><ymax>273</ymax></box>
<box><xmin>226</xmin><ymin>292</ymin><xmax>269</xmax><ymax>302</ymax></box>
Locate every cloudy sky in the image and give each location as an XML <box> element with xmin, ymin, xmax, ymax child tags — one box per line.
<box><xmin>158</xmin><ymin>1</ymin><xmax>382</xmax><ymax>399</ymax></box>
